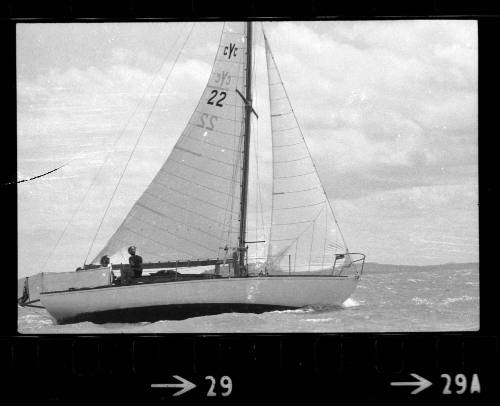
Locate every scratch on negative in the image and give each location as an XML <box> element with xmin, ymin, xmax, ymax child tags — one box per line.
<box><xmin>4</xmin><ymin>164</ymin><xmax>67</xmax><ymax>186</ymax></box>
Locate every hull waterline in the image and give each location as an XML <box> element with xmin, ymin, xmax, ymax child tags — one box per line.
<box><xmin>40</xmin><ymin>276</ymin><xmax>359</xmax><ymax>324</ymax></box>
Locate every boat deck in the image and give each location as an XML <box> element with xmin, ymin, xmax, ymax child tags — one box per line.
<box><xmin>41</xmin><ymin>271</ymin><xmax>350</xmax><ymax>295</ymax></box>
<box><xmin>39</xmin><ymin>272</ymin><xmax>355</xmax><ymax>324</ymax></box>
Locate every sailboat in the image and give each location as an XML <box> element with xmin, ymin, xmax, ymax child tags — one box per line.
<box><xmin>19</xmin><ymin>22</ymin><xmax>365</xmax><ymax>324</ymax></box>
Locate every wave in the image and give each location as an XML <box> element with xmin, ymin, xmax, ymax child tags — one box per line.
<box><xmin>412</xmin><ymin>297</ymin><xmax>433</xmax><ymax>305</ymax></box>
<box><xmin>342</xmin><ymin>298</ymin><xmax>361</xmax><ymax>308</ymax></box>
<box><xmin>270</xmin><ymin>307</ymin><xmax>315</xmax><ymax>315</ymax></box>
<box><xmin>269</xmin><ymin>303</ymin><xmax>345</xmax><ymax>315</ymax></box>
<box><xmin>300</xmin><ymin>318</ymin><xmax>335</xmax><ymax>323</ymax></box>
<box><xmin>268</xmin><ymin>299</ymin><xmax>361</xmax><ymax>313</ymax></box>
<box><xmin>442</xmin><ymin>295</ymin><xmax>477</xmax><ymax>305</ymax></box>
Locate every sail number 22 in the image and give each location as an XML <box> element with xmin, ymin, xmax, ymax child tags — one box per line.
<box><xmin>207</xmin><ymin>90</ymin><xmax>227</xmax><ymax>107</ymax></box>
<box><xmin>197</xmin><ymin>113</ymin><xmax>218</xmax><ymax>131</ymax></box>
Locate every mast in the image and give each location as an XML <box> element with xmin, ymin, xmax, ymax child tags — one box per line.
<box><xmin>238</xmin><ymin>21</ymin><xmax>253</xmax><ymax>271</ymax></box>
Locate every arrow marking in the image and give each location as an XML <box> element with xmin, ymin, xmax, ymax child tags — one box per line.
<box><xmin>151</xmin><ymin>375</ymin><xmax>197</xmax><ymax>396</ymax></box>
<box><xmin>390</xmin><ymin>373</ymin><xmax>432</xmax><ymax>395</ymax></box>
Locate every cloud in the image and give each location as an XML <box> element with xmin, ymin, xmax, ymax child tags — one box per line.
<box><xmin>333</xmin><ymin>183</ymin><xmax>478</xmax><ymax>265</ymax></box>
<box><xmin>18</xmin><ymin>51</ymin><xmax>213</xmax><ymax>162</ymax></box>
<box><xmin>261</xmin><ymin>20</ymin><xmax>477</xmax><ymax>206</ymax></box>
<box><xmin>17</xmin><ymin>22</ymin><xmax>478</xmax><ymax>275</ymax></box>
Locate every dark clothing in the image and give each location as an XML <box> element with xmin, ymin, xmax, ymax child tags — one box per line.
<box><xmin>129</xmin><ymin>254</ymin><xmax>143</xmax><ymax>278</ymax></box>
<box><xmin>120</xmin><ymin>267</ymin><xmax>134</xmax><ymax>285</ymax></box>
<box><xmin>232</xmin><ymin>250</ymin><xmax>240</xmax><ymax>277</ymax></box>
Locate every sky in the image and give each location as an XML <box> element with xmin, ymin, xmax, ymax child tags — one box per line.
<box><xmin>17</xmin><ymin>20</ymin><xmax>478</xmax><ymax>277</ymax></box>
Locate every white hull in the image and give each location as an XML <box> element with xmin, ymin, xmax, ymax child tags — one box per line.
<box><xmin>40</xmin><ymin>275</ymin><xmax>359</xmax><ymax>324</ymax></box>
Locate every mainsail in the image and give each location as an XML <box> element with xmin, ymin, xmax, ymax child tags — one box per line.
<box><xmin>264</xmin><ymin>32</ymin><xmax>348</xmax><ymax>274</ymax></box>
<box><xmin>23</xmin><ymin>23</ymin><xmax>364</xmax><ymax>327</ymax></box>
<box><xmin>93</xmin><ymin>22</ymin><xmax>248</xmax><ymax>264</ymax></box>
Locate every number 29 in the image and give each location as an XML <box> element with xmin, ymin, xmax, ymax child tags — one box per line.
<box><xmin>205</xmin><ymin>375</ymin><xmax>232</xmax><ymax>397</ymax></box>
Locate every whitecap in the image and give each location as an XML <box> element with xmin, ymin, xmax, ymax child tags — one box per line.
<box><xmin>269</xmin><ymin>308</ymin><xmax>312</xmax><ymax>314</ymax></box>
<box><xmin>442</xmin><ymin>295</ymin><xmax>477</xmax><ymax>305</ymax></box>
<box><xmin>412</xmin><ymin>297</ymin><xmax>433</xmax><ymax>305</ymax></box>
<box><xmin>301</xmin><ymin>318</ymin><xmax>334</xmax><ymax>323</ymax></box>
<box><xmin>342</xmin><ymin>298</ymin><xmax>361</xmax><ymax>308</ymax></box>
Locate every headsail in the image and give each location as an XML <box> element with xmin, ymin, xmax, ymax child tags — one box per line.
<box><xmin>264</xmin><ymin>32</ymin><xmax>348</xmax><ymax>274</ymax></box>
<box><xmin>93</xmin><ymin>22</ymin><xmax>248</xmax><ymax>264</ymax></box>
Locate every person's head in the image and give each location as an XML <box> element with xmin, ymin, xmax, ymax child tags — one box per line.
<box><xmin>100</xmin><ymin>255</ymin><xmax>110</xmax><ymax>267</ymax></box>
<box><xmin>128</xmin><ymin>246</ymin><xmax>136</xmax><ymax>255</ymax></box>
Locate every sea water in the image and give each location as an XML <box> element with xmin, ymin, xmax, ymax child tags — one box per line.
<box><xmin>17</xmin><ymin>266</ymin><xmax>479</xmax><ymax>334</ymax></box>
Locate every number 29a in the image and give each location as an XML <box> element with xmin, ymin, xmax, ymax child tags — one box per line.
<box><xmin>441</xmin><ymin>373</ymin><xmax>480</xmax><ymax>394</ymax></box>
<box><xmin>207</xmin><ymin>89</ymin><xmax>226</xmax><ymax>107</ymax></box>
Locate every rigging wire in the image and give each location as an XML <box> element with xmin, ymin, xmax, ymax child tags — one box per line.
<box><xmin>322</xmin><ymin>201</ymin><xmax>328</xmax><ymax>269</ymax></box>
<box><xmin>262</xmin><ymin>26</ymin><xmax>349</xmax><ymax>251</ymax></box>
<box><xmin>253</xmin><ymin>37</ymin><xmax>258</xmax><ymax>262</ymax></box>
<box><xmin>273</xmin><ymin>204</ymin><xmax>325</xmax><ymax>264</ymax></box>
<box><xmin>83</xmin><ymin>23</ymin><xmax>196</xmax><ymax>265</ymax></box>
<box><xmin>261</xmin><ymin>22</ymin><xmax>277</xmax><ymax>268</ymax></box>
<box><xmin>216</xmin><ymin>22</ymin><xmax>245</xmax><ymax>258</ymax></box>
<box><xmin>251</xmin><ymin>27</ymin><xmax>267</xmax><ymax>264</ymax></box>
<box><xmin>42</xmin><ymin>23</ymin><xmax>189</xmax><ymax>270</ymax></box>
<box><xmin>39</xmin><ymin>23</ymin><xmax>190</xmax><ymax>273</ymax></box>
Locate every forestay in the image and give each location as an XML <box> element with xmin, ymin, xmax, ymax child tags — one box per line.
<box><xmin>264</xmin><ymin>32</ymin><xmax>349</xmax><ymax>274</ymax></box>
<box><xmin>93</xmin><ymin>22</ymin><xmax>248</xmax><ymax>264</ymax></box>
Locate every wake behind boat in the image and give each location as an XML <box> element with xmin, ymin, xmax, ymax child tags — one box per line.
<box><xmin>19</xmin><ymin>22</ymin><xmax>365</xmax><ymax>325</ymax></box>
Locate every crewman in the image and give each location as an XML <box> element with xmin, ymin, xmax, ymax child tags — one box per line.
<box><xmin>128</xmin><ymin>246</ymin><xmax>143</xmax><ymax>278</ymax></box>
<box><xmin>100</xmin><ymin>254</ymin><xmax>116</xmax><ymax>283</ymax></box>
<box><xmin>232</xmin><ymin>249</ymin><xmax>240</xmax><ymax>277</ymax></box>
<box><xmin>100</xmin><ymin>255</ymin><xmax>111</xmax><ymax>268</ymax></box>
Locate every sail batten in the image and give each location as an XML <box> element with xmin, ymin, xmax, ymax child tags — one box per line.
<box><xmin>90</xmin><ymin>23</ymin><xmax>349</xmax><ymax>272</ymax></box>
<box><xmin>93</xmin><ymin>22</ymin><xmax>248</xmax><ymax>264</ymax></box>
<box><xmin>264</xmin><ymin>31</ymin><xmax>348</xmax><ymax>273</ymax></box>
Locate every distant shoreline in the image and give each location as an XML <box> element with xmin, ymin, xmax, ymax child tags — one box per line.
<box><xmin>18</xmin><ymin>261</ymin><xmax>479</xmax><ymax>281</ymax></box>
<box><xmin>362</xmin><ymin>262</ymin><xmax>479</xmax><ymax>274</ymax></box>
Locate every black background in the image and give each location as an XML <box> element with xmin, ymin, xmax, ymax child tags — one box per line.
<box><xmin>1</xmin><ymin>1</ymin><xmax>498</xmax><ymax>401</ymax></box>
